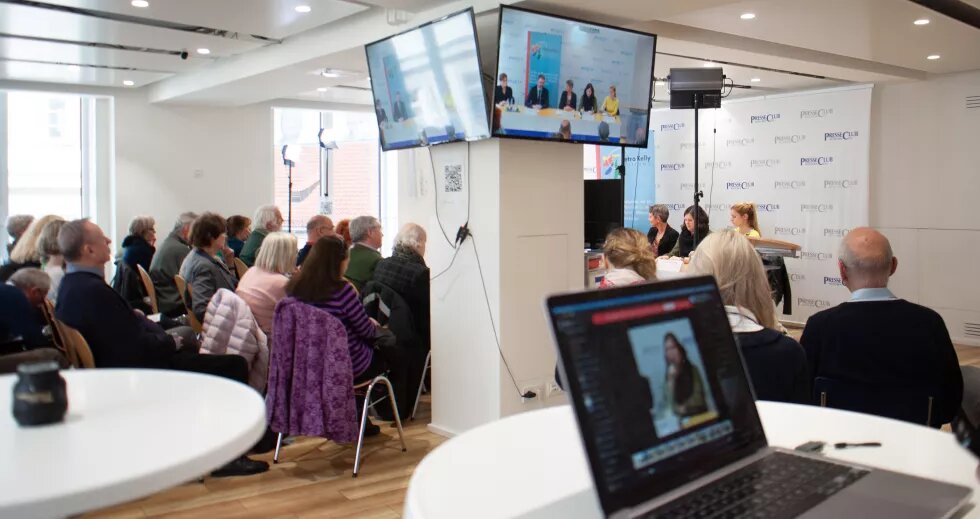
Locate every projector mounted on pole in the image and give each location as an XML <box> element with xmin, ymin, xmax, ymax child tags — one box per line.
<box><xmin>667</xmin><ymin>67</ymin><xmax>725</xmax><ymax>247</ymax></box>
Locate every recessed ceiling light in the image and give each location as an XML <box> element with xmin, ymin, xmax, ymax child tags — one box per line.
<box><xmin>914</xmin><ymin>18</ymin><xmax>930</xmax><ymax>25</ymax></box>
<box><xmin>196</xmin><ymin>48</ymin><xmax>210</xmax><ymax>55</ymax></box>
<box><xmin>927</xmin><ymin>54</ymin><xmax>941</xmax><ymax>60</ymax></box>
<box><xmin>320</xmin><ymin>69</ymin><xmax>340</xmax><ymax>78</ymax></box>
<box><xmin>67</xmin><ymin>64</ymin><xmax>80</xmax><ymax>70</ymax></box>
<box><xmin>317</xmin><ymin>87</ymin><xmax>328</xmax><ymax>92</ymax></box>
<box><xmin>740</xmin><ymin>13</ymin><xmax>756</xmax><ymax>20</ymax></box>
<box><xmin>295</xmin><ymin>5</ymin><xmax>311</xmax><ymax>13</ymax></box>
<box><xmin>123</xmin><ymin>80</ymin><xmax>135</xmax><ymax>86</ymax></box>
<box><xmin>131</xmin><ymin>0</ymin><xmax>149</xmax><ymax>7</ymax></box>
<box><xmin>750</xmin><ymin>77</ymin><xmax>761</xmax><ymax>82</ymax></box>
<box><xmin>703</xmin><ymin>62</ymin><xmax>716</xmax><ymax>67</ymax></box>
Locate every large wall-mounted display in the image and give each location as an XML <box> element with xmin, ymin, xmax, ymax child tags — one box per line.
<box><xmin>493</xmin><ymin>5</ymin><xmax>656</xmax><ymax>147</ymax></box>
<box><xmin>366</xmin><ymin>8</ymin><xmax>491</xmax><ymax>151</ymax></box>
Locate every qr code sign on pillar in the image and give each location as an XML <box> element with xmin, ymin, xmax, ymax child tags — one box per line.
<box><xmin>444</xmin><ymin>165</ymin><xmax>463</xmax><ymax>193</ymax></box>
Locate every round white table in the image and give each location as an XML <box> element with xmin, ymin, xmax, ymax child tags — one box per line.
<box><xmin>405</xmin><ymin>402</ymin><xmax>980</xmax><ymax>519</ymax></box>
<box><xmin>0</xmin><ymin>369</ymin><xmax>267</xmax><ymax>519</ymax></box>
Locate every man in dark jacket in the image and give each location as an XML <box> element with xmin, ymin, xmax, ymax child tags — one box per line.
<box><xmin>297</xmin><ymin>215</ymin><xmax>334</xmax><ymax>266</ymax></box>
<box><xmin>801</xmin><ymin>228</ymin><xmax>962</xmax><ymax>425</ymax></box>
<box><xmin>55</xmin><ymin>218</ymin><xmax>268</xmax><ymax>477</ymax></box>
<box><xmin>149</xmin><ymin>212</ymin><xmax>196</xmax><ymax>316</ymax></box>
<box><xmin>373</xmin><ymin>223</ymin><xmax>430</xmax><ymax>349</ymax></box>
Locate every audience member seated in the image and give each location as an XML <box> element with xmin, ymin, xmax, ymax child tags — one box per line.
<box><xmin>599</xmin><ymin>228</ymin><xmax>657</xmax><ymax>288</ymax></box>
<box><xmin>180</xmin><ymin>213</ymin><xmax>239</xmax><ymax>323</ymax></box>
<box><xmin>669</xmin><ymin>205</ymin><xmax>710</xmax><ymax>258</ymax></box>
<box><xmin>298</xmin><ymin>215</ymin><xmax>334</xmax><ymax>266</ymax></box>
<box><xmin>226</xmin><ymin>215</ymin><xmax>252</xmax><ymax>258</ymax></box>
<box><xmin>335</xmin><ymin>219</ymin><xmax>353</xmax><ymax>248</ymax></box>
<box><xmin>800</xmin><ymin>227</ymin><xmax>962</xmax><ymax>425</ymax></box>
<box><xmin>1</xmin><ymin>214</ymin><xmax>62</xmax><ymax>282</ymax></box>
<box><xmin>647</xmin><ymin>204</ymin><xmax>679</xmax><ymax>257</ymax></box>
<box><xmin>201</xmin><ymin>288</ymin><xmax>269</xmax><ymax>392</ymax></box>
<box><xmin>237</xmin><ymin>232</ymin><xmax>297</xmax><ymax>335</ymax></box>
<box><xmin>240</xmin><ymin>205</ymin><xmax>283</xmax><ymax>267</ymax></box>
<box><xmin>689</xmin><ymin>230</ymin><xmax>808</xmax><ymax>403</ymax></box>
<box><xmin>1</xmin><ymin>268</ymin><xmax>51</xmax><ymax>350</ymax></box>
<box><xmin>37</xmin><ymin>218</ymin><xmax>67</xmax><ymax>303</ymax></box>
<box><xmin>730</xmin><ymin>202</ymin><xmax>761</xmax><ymax>238</ymax></box>
<box><xmin>344</xmin><ymin>216</ymin><xmax>384</xmax><ymax>292</ymax></box>
<box><xmin>150</xmin><ymin>212</ymin><xmax>197</xmax><ymax>317</ymax></box>
<box><xmin>54</xmin><ymin>218</ymin><xmax>267</xmax><ymax>476</ymax></box>
<box><xmin>6</xmin><ymin>214</ymin><xmax>33</xmax><ymax>256</ymax></box>
<box><xmin>121</xmin><ymin>215</ymin><xmax>157</xmax><ymax>271</ymax></box>
<box><xmin>286</xmin><ymin>237</ymin><xmax>408</xmax><ymax>433</ymax></box>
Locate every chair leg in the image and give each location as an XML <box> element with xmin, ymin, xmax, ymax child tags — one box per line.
<box><xmin>273</xmin><ymin>432</ymin><xmax>284</xmax><ymax>464</ymax></box>
<box><xmin>411</xmin><ymin>351</ymin><xmax>431</xmax><ymax>421</ymax></box>
<box><xmin>375</xmin><ymin>375</ymin><xmax>408</xmax><ymax>453</ymax></box>
<box><xmin>352</xmin><ymin>379</ymin><xmax>377</xmax><ymax>478</ymax></box>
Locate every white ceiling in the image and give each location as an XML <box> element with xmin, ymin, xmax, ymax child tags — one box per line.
<box><xmin>0</xmin><ymin>0</ymin><xmax>977</xmax><ymax>101</ymax></box>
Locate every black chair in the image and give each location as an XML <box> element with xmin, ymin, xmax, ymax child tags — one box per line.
<box><xmin>814</xmin><ymin>376</ymin><xmax>939</xmax><ymax>427</ymax></box>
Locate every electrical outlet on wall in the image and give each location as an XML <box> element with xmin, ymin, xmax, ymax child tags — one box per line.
<box><xmin>545</xmin><ymin>381</ymin><xmax>563</xmax><ymax>398</ymax></box>
<box><xmin>521</xmin><ymin>384</ymin><xmax>543</xmax><ymax>402</ymax></box>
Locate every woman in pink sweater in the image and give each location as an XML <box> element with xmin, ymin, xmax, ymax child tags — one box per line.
<box><xmin>236</xmin><ymin>232</ymin><xmax>297</xmax><ymax>335</ymax></box>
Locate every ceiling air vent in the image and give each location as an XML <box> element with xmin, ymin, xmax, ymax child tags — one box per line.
<box><xmin>966</xmin><ymin>322</ymin><xmax>980</xmax><ymax>338</ymax></box>
<box><xmin>968</xmin><ymin>96</ymin><xmax>980</xmax><ymax>109</ymax></box>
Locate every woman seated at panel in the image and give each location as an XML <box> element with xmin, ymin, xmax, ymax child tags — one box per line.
<box><xmin>579</xmin><ymin>83</ymin><xmax>598</xmax><ymax>113</ymax></box>
<box><xmin>730</xmin><ymin>202</ymin><xmax>761</xmax><ymax>238</ymax></box>
<box><xmin>647</xmin><ymin>204</ymin><xmax>680</xmax><ymax>257</ymax></box>
<box><xmin>688</xmin><ymin>230</ymin><xmax>808</xmax><ymax>403</ymax></box>
<box><xmin>600</xmin><ymin>228</ymin><xmax>657</xmax><ymax>288</ymax></box>
<box><xmin>668</xmin><ymin>205</ymin><xmax>710</xmax><ymax>258</ymax></box>
<box><xmin>285</xmin><ymin>237</ymin><xmax>409</xmax><ymax>431</ymax></box>
<box><xmin>558</xmin><ymin>79</ymin><xmax>577</xmax><ymax>111</ymax></box>
<box><xmin>179</xmin><ymin>212</ymin><xmax>239</xmax><ymax>323</ymax></box>
<box><xmin>601</xmin><ymin>85</ymin><xmax>620</xmax><ymax>116</ymax></box>
<box><xmin>663</xmin><ymin>333</ymin><xmax>708</xmax><ymax>417</ymax></box>
<box><xmin>237</xmin><ymin>232</ymin><xmax>297</xmax><ymax>335</ymax></box>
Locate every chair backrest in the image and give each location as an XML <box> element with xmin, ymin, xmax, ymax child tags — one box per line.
<box><xmin>42</xmin><ymin>302</ymin><xmax>95</xmax><ymax>369</ymax></box>
<box><xmin>173</xmin><ymin>274</ymin><xmax>203</xmax><ymax>333</ymax></box>
<box><xmin>233</xmin><ymin>257</ymin><xmax>249</xmax><ymax>279</ymax></box>
<box><xmin>136</xmin><ymin>264</ymin><xmax>158</xmax><ymax>314</ymax></box>
<box><xmin>814</xmin><ymin>376</ymin><xmax>937</xmax><ymax>427</ymax></box>
<box><xmin>40</xmin><ymin>298</ymin><xmax>68</xmax><ymax>359</ymax></box>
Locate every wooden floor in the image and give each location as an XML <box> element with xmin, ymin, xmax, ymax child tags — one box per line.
<box><xmin>86</xmin><ymin>344</ymin><xmax>980</xmax><ymax>519</ymax></box>
<box><xmin>85</xmin><ymin>395</ymin><xmax>444</xmax><ymax>519</ymax></box>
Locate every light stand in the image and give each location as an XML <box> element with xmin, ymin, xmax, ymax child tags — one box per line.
<box><xmin>667</xmin><ymin>68</ymin><xmax>724</xmax><ymax>247</ymax></box>
<box><xmin>318</xmin><ymin>128</ymin><xmax>338</xmax><ymax>215</ymax></box>
<box><xmin>281</xmin><ymin>145</ymin><xmax>296</xmax><ymax>233</ymax></box>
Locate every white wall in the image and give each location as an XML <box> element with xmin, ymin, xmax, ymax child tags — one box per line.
<box><xmin>112</xmin><ymin>91</ymin><xmax>274</xmax><ymax>246</ymax></box>
<box><xmin>399</xmin><ymin>138</ymin><xmax>580</xmax><ymax>436</ymax></box>
<box><xmin>870</xmin><ymin>70</ymin><xmax>980</xmax><ymax>346</ymax></box>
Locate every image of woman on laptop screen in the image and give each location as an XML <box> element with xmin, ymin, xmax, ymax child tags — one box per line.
<box><xmin>664</xmin><ymin>332</ymin><xmax>707</xmax><ymax>418</ymax></box>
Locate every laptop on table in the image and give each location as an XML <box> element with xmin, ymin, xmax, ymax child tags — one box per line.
<box><xmin>545</xmin><ymin>276</ymin><xmax>970</xmax><ymax>519</ymax></box>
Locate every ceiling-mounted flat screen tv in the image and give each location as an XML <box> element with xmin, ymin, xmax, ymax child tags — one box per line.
<box><xmin>493</xmin><ymin>5</ymin><xmax>656</xmax><ymax>148</ymax></box>
<box><xmin>365</xmin><ymin>8</ymin><xmax>491</xmax><ymax>152</ymax></box>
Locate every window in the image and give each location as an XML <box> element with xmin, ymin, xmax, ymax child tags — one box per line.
<box><xmin>273</xmin><ymin>108</ymin><xmax>383</xmax><ymax>242</ymax></box>
<box><xmin>5</xmin><ymin>92</ymin><xmax>83</xmax><ymax>220</ymax></box>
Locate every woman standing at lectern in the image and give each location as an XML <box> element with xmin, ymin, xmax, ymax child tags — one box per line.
<box><xmin>730</xmin><ymin>202</ymin><xmax>761</xmax><ymax>238</ymax></box>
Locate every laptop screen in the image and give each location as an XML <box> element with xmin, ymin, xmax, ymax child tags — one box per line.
<box><xmin>547</xmin><ymin>276</ymin><xmax>767</xmax><ymax>514</ymax></box>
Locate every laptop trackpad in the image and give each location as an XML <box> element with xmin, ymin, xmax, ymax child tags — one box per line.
<box><xmin>799</xmin><ymin>469</ymin><xmax>971</xmax><ymax>519</ymax></box>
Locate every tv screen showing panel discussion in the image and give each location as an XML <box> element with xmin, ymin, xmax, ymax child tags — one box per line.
<box><xmin>365</xmin><ymin>8</ymin><xmax>490</xmax><ymax>151</ymax></box>
<box><xmin>493</xmin><ymin>6</ymin><xmax>656</xmax><ymax>147</ymax></box>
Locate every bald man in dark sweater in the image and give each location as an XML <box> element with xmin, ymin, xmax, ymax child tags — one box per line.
<box><xmin>800</xmin><ymin>228</ymin><xmax>962</xmax><ymax>425</ymax></box>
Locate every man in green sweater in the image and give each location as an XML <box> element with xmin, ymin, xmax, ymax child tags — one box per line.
<box><xmin>239</xmin><ymin>205</ymin><xmax>283</xmax><ymax>267</ymax></box>
<box><xmin>345</xmin><ymin>215</ymin><xmax>383</xmax><ymax>291</ymax></box>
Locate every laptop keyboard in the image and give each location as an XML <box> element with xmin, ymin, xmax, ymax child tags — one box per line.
<box><xmin>641</xmin><ymin>452</ymin><xmax>868</xmax><ymax>519</ymax></box>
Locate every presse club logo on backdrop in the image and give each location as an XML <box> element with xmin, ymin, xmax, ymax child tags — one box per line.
<box><xmin>660</xmin><ymin>163</ymin><xmax>685</xmax><ymax>172</ymax></box>
<box><xmin>774</xmin><ymin>226</ymin><xmax>806</xmax><ymax>236</ymax></box>
<box><xmin>680</xmin><ymin>182</ymin><xmax>707</xmax><ymax>191</ymax></box>
<box><xmin>774</xmin><ymin>180</ymin><xmax>806</xmax><ymax>189</ymax></box>
<box><xmin>751</xmin><ymin>113</ymin><xmax>781</xmax><ymax>124</ymax></box>
<box><xmin>790</xmin><ymin>273</ymin><xmax>806</xmax><ymax>282</ymax></box>
<box><xmin>800</xmin><ymin>108</ymin><xmax>834</xmax><ymax>119</ymax></box>
<box><xmin>726</xmin><ymin>137</ymin><xmax>754</xmax><ymax>147</ymax></box>
<box><xmin>823</xmin><ymin>228</ymin><xmax>851</xmax><ymax>238</ymax></box>
<box><xmin>774</xmin><ymin>134</ymin><xmax>806</xmax><ymax>144</ymax></box>
<box><xmin>726</xmin><ymin>181</ymin><xmax>755</xmax><ymax>190</ymax></box>
<box><xmin>705</xmin><ymin>160</ymin><xmax>732</xmax><ymax>170</ymax></box>
<box><xmin>800</xmin><ymin>156</ymin><xmax>834</xmax><ymax>166</ymax></box>
<box><xmin>660</xmin><ymin>123</ymin><xmax>685</xmax><ymax>131</ymax></box>
<box><xmin>823</xmin><ymin>277</ymin><xmax>844</xmax><ymax>286</ymax></box>
<box><xmin>801</xmin><ymin>204</ymin><xmax>834</xmax><ymax>213</ymax></box>
<box><xmin>705</xmin><ymin>203</ymin><xmax>729</xmax><ymax>212</ymax></box>
<box><xmin>798</xmin><ymin>297</ymin><xmax>833</xmax><ymax>308</ymax></box>
<box><xmin>824</xmin><ymin>130</ymin><xmax>859</xmax><ymax>141</ymax></box>
<box><xmin>666</xmin><ymin>203</ymin><xmax>687</xmax><ymax>211</ymax></box>
<box><xmin>757</xmin><ymin>203</ymin><xmax>780</xmax><ymax>212</ymax></box>
<box><xmin>751</xmin><ymin>159</ymin><xmax>781</xmax><ymax>168</ymax></box>
<box><xmin>800</xmin><ymin>251</ymin><xmax>834</xmax><ymax>261</ymax></box>
<box><xmin>824</xmin><ymin>180</ymin><xmax>858</xmax><ymax>189</ymax></box>
<box><xmin>679</xmin><ymin>141</ymin><xmax>706</xmax><ymax>150</ymax></box>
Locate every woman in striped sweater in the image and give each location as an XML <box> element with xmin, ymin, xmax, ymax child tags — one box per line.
<box><xmin>285</xmin><ymin>236</ymin><xmax>407</xmax><ymax>429</ymax></box>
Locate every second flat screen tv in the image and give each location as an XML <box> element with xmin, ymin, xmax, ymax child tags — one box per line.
<box><xmin>366</xmin><ymin>8</ymin><xmax>490</xmax><ymax>151</ymax></box>
<box><xmin>493</xmin><ymin>6</ymin><xmax>656</xmax><ymax>147</ymax></box>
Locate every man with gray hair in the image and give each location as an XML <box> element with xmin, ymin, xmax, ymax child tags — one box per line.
<box><xmin>800</xmin><ymin>227</ymin><xmax>962</xmax><ymax>425</ymax></box>
<box><xmin>1</xmin><ymin>268</ymin><xmax>66</xmax><ymax>373</ymax></box>
<box><xmin>5</xmin><ymin>214</ymin><xmax>34</xmax><ymax>256</ymax></box>
<box><xmin>240</xmin><ymin>205</ymin><xmax>284</xmax><ymax>267</ymax></box>
<box><xmin>297</xmin><ymin>214</ymin><xmax>334</xmax><ymax>266</ymax></box>
<box><xmin>344</xmin><ymin>215</ymin><xmax>383</xmax><ymax>291</ymax></box>
<box><xmin>149</xmin><ymin>212</ymin><xmax>197</xmax><ymax>316</ymax></box>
